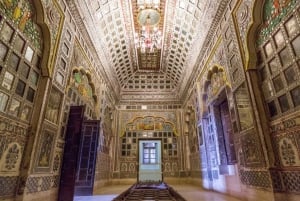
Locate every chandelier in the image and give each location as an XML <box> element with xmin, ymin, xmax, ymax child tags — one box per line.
<box><xmin>135</xmin><ymin>7</ymin><xmax>162</xmax><ymax>53</ymax></box>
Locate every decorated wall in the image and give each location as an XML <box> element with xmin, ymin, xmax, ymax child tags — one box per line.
<box><xmin>114</xmin><ymin>109</ymin><xmax>182</xmax><ymax>180</ymax></box>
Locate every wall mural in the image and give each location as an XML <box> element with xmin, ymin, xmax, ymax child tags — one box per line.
<box><xmin>100</xmin><ymin>107</ymin><xmax>113</xmax><ymax>153</ymax></box>
<box><xmin>119</xmin><ymin>115</ymin><xmax>179</xmax><ymax>178</ymax></box>
<box><xmin>279</xmin><ymin>138</ymin><xmax>300</xmax><ymax>166</ymax></box>
<box><xmin>241</xmin><ymin>130</ymin><xmax>265</xmax><ymax>167</ymax></box>
<box><xmin>185</xmin><ymin>107</ymin><xmax>199</xmax><ymax>154</ymax></box>
<box><xmin>36</xmin><ymin>129</ymin><xmax>55</xmax><ymax>172</ymax></box>
<box><xmin>258</xmin><ymin>0</ymin><xmax>297</xmax><ymax>45</ymax></box>
<box><xmin>234</xmin><ymin>83</ymin><xmax>253</xmax><ymax>131</ymax></box>
<box><xmin>45</xmin><ymin>87</ymin><xmax>63</xmax><ymax>124</ymax></box>
<box><xmin>119</xmin><ymin>111</ymin><xmax>177</xmax><ymax>136</ymax></box>
<box><xmin>123</xmin><ymin>116</ymin><xmax>177</xmax><ymax>135</ymax></box>
<box><xmin>0</xmin><ymin>143</ymin><xmax>21</xmax><ymax>172</ymax></box>
<box><xmin>69</xmin><ymin>68</ymin><xmax>97</xmax><ymax>106</ymax></box>
<box><xmin>0</xmin><ymin>0</ymin><xmax>41</xmax><ymax>49</ymax></box>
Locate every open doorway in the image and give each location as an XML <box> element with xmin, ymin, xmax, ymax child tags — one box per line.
<box><xmin>138</xmin><ymin>140</ymin><xmax>162</xmax><ymax>182</ymax></box>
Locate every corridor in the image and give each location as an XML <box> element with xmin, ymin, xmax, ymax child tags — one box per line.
<box><xmin>74</xmin><ymin>183</ymin><xmax>243</xmax><ymax>201</ymax></box>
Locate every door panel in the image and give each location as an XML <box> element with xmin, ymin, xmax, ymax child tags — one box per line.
<box><xmin>220</xmin><ymin>101</ymin><xmax>236</xmax><ymax>164</ymax></box>
<box><xmin>74</xmin><ymin>120</ymin><xmax>100</xmax><ymax>195</ymax></box>
<box><xmin>58</xmin><ymin>106</ymin><xmax>85</xmax><ymax>201</ymax></box>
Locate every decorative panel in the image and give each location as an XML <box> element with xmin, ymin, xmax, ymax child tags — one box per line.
<box><xmin>241</xmin><ymin>129</ymin><xmax>265</xmax><ymax>167</ymax></box>
<box><xmin>0</xmin><ymin>0</ymin><xmax>42</xmax><ymax>49</ymax></box>
<box><xmin>234</xmin><ymin>83</ymin><xmax>253</xmax><ymax>130</ymax></box>
<box><xmin>258</xmin><ymin>0</ymin><xmax>298</xmax><ymax>45</ymax></box>
<box><xmin>0</xmin><ymin>176</ymin><xmax>18</xmax><ymax>197</ymax></box>
<box><xmin>34</xmin><ymin>128</ymin><xmax>56</xmax><ymax>172</ymax></box>
<box><xmin>239</xmin><ymin>169</ymin><xmax>271</xmax><ymax>188</ymax></box>
<box><xmin>45</xmin><ymin>87</ymin><xmax>63</xmax><ymax>124</ymax></box>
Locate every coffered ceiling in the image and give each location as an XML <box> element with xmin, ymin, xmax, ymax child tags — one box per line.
<box><xmin>70</xmin><ymin>0</ymin><xmax>226</xmax><ymax>103</ymax></box>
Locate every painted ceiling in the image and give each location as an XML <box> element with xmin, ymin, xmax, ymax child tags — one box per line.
<box><xmin>71</xmin><ymin>0</ymin><xmax>226</xmax><ymax>103</ymax></box>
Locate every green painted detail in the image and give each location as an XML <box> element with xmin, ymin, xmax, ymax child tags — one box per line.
<box><xmin>73</xmin><ymin>71</ymin><xmax>95</xmax><ymax>102</ymax></box>
<box><xmin>257</xmin><ymin>0</ymin><xmax>297</xmax><ymax>46</ymax></box>
<box><xmin>74</xmin><ymin>72</ymin><xmax>82</xmax><ymax>83</ymax></box>
<box><xmin>0</xmin><ymin>0</ymin><xmax>41</xmax><ymax>49</ymax></box>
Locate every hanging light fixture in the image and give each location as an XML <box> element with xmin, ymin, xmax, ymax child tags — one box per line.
<box><xmin>135</xmin><ymin>1</ymin><xmax>162</xmax><ymax>53</ymax></box>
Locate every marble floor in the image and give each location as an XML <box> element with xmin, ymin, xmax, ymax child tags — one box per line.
<box><xmin>74</xmin><ymin>184</ymin><xmax>243</xmax><ymax>201</ymax></box>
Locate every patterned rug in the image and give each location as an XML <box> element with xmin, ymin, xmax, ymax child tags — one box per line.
<box><xmin>113</xmin><ymin>182</ymin><xmax>186</xmax><ymax>201</ymax></box>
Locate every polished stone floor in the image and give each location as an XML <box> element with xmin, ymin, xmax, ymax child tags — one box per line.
<box><xmin>74</xmin><ymin>184</ymin><xmax>243</xmax><ymax>201</ymax></box>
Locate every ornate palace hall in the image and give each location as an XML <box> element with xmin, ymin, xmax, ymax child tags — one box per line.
<box><xmin>0</xmin><ymin>0</ymin><xmax>299</xmax><ymax>201</ymax></box>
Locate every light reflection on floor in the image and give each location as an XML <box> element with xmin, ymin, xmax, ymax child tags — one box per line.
<box><xmin>74</xmin><ymin>184</ymin><xmax>243</xmax><ymax>201</ymax></box>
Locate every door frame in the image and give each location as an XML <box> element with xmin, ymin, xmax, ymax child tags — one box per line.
<box><xmin>137</xmin><ymin>138</ymin><xmax>163</xmax><ymax>182</ymax></box>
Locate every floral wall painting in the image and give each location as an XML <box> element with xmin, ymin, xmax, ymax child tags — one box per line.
<box><xmin>0</xmin><ymin>143</ymin><xmax>21</xmax><ymax>172</ymax></box>
<box><xmin>279</xmin><ymin>137</ymin><xmax>300</xmax><ymax>167</ymax></box>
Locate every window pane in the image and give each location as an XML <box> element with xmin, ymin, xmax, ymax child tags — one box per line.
<box><xmin>32</xmin><ymin>55</ymin><xmax>41</xmax><ymax>68</ymax></box>
<box><xmin>15</xmin><ymin>79</ymin><xmax>26</xmax><ymax>97</ymax></box>
<box><xmin>279</xmin><ymin>48</ymin><xmax>292</xmax><ymax>67</ymax></box>
<box><xmin>278</xmin><ymin>94</ymin><xmax>290</xmax><ymax>113</ymax></box>
<box><xmin>292</xmin><ymin>36</ymin><xmax>300</xmax><ymax>56</ymax></box>
<box><xmin>273</xmin><ymin>75</ymin><xmax>284</xmax><ymax>92</ymax></box>
<box><xmin>14</xmin><ymin>35</ymin><xmax>25</xmax><ymax>53</ymax></box>
<box><xmin>2</xmin><ymin>71</ymin><xmax>14</xmax><ymax>90</ymax></box>
<box><xmin>0</xmin><ymin>42</ymin><xmax>8</xmax><ymax>61</ymax></box>
<box><xmin>26</xmin><ymin>87</ymin><xmax>35</xmax><ymax>102</ymax></box>
<box><xmin>274</xmin><ymin>30</ymin><xmax>285</xmax><ymax>48</ymax></box>
<box><xmin>21</xmin><ymin>105</ymin><xmax>32</xmax><ymax>121</ymax></box>
<box><xmin>285</xmin><ymin>16</ymin><xmax>298</xmax><ymax>37</ymax></box>
<box><xmin>264</xmin><ymin>42</ymin><xmax>273</xmax><ymax>58</ymax></box>
<box><xmin>284</xmin><ymin>66</ymin><xmax>297</xmax><ymax>85</ymax></box>
<box><xmin>20</xmin><ymin>62</ymin><xmax>30</xmax><ymax>79</ymax></box>
<box><xmin>291</xmin><ymin>86</ymin><xmax>300</xmax><ymax>107</ymax></box>
<box><xmin>9</xmin><ymin>98</ymin><xmax>20</xmax><ymax>116</ymax></box>
<box><xmin>25</xmin><ymin>46</ymin><xmax>34</xmax><ymax>62</ymax></box>
<box><xmin>1</xmin><ymin>23</ymin><xmax>14</xmax><ymax>42</ymax></box>
<box><xmin>0</xmin><ymin>92</ymin><xmax>9</xmax><ymax>112</ymax></box>
<box><xmin>8</xmin><ymin>52</ymin><xmax>20</xmax><ymax>71</ymax></box>
<box><xmin>30</xmin><ymin>70</ymin><xmax>39</xmax><ymax>86</ymax></box>
<box><xmin>269</xmin><ymin>58</ymin><xmax>279</xmax><ymax>75</ymax></box>
<box><xmin>259</xmin><ymin>66</ymin><xmax>268</xmax><ymax>81</ymax></box>
<box><xmin>268</xmin><ymin>101</ymin><xmax>277</xmax><ymax>117</ymax></box>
